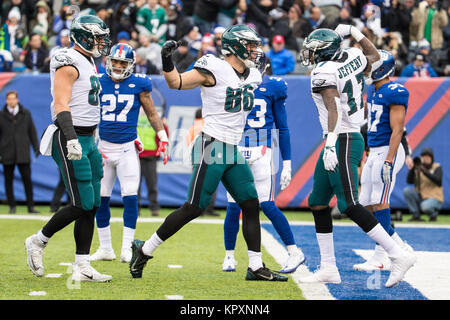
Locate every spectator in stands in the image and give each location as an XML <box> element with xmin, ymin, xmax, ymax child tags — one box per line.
<box><xmin>400</xmin><ymin>53</ymin><xmax>438</xmax><ymax>77</ymax></box>
<box><xmin>266</xmin><ymin>34</ymin><xmax>296</xmax><ymax>75</ymax></box>
<box><xmin>110</xmin><ymin>0</ymin><xmax>140</xmax><ymax>42</ymax></box>
<box><xmin>28</xmin><ymin>1</ymin><xmax>53</xmax><ymax>43</ymax></box>
<box><xmin>414</xmin><ymin>38</ymin><xmax>449</xmax><ymax>76</ymax></box>
<box><xmin>193</xmin><ymin>0</ymin><xmax>239</xmax><ymax>35</ymax></box>
<box><xmin>403</xmin><ymin>147</ymin><xmax>444</xmax><ymax>222</ymax></box>
<box><xmin>136</xmin><ymin>0</ymin><xmax>168</xmax><ymax>46</ymax></box>
<box><xmin>52</xmin><ymin>3</ymin><xmax>77</xmax><ymax>39</ymax></box>
<box><xmin>213</xmin><ymin>26</ymin><xmax>226</xmax><ymax>57</ymax></box>
<box><xmin>330</xmin><ymin>6</ymin><xmax>355</xmax><ymax>30</ymax></box>
<box><xmin>134</xmin><ymin>47</ymin><xmax>160</xmax><ymax>75</ymax></box>
<box><xmin>410</xmin><ymin>0</ymin><xmax>448</xmax><ymax>50</ymax></box>
<box><xmin>300</xmin><ymin>0</ymin><xmax>315</xmax><ymax>19</ymax></box>
<box><xmin>0</xmin><ymin>90</ymin><xmax>40</xmax><ymax>214</ymax></box>
<box><xmin>313</xmin><ymin>0</ymin><xmax>342</xmax><ymax>26</ymax></box>
<box><xmin>288</xmin><ymin>4</ymin><xmax>313</xmax><ymax>39</ymax></box>
<box><xmin>117</xmin><ymin>31</ymin><xmax>131</xmax><ymax>44</ymax></box>
<box><xmin>245</xmin><ymin>0</ymin><xmax>274</xmax><ymax>39</ymax></box>
<box><xmin>19</xmin><ymin>32</ymin><xmax>49</xmax><ymax>73</ymax></box>
<box><xmin>381</xmin><ymin>0</ymin><xmax>412</xmax><ymax>46</ymax></box>
<box><xmin>344</xmin><ymin>0</ymin><xmax>369</xmax><ymax>19</ymax></box>
<box><xmin>197</xmin><ymin>34</ymin><xmax>217</xmax><ymax>59</ymax></box>
<box><xmin>2</xmin><ymin>0</ymin><xmax>34</xmax><ymax>34</ymax></box>
<box><xmin>138</xmin><ymin>33</ymin><xmax>162</xmax><ymax>72</ymax></box>
<box><xmin>218</xmin><ymin>0</ymin><xmax>247</xmax><ymax>29</ymax></box>
<box><xmin>183</xmin><ymin>25</ymin><xmax>202</xmax><ymax>58</ymax></box>
<box><xmin>379</xmin><ymin>32</ymin><xmax>408</xmax><ymax>75</ymax></box>
<box><xmin>361</xmin><ymin>3</ymin><xmax>384</xmax><ymax>43</ymax></box>
<box><xmin>309</xmin><ymin>6</ymin><xmax>330</xmax><ymax>29</ymax></box>
<box><xmin>4</xmin><ymin>7</ymin><xmax>26</xmax><ymax>61</ymax></box>
<box><xmin>49</xmin><ymin>28</ymin><xmax>71</xmax><ymax>58</ymax></box>
<box><xmin>137</xmin><ymin>108</ymin><xmax>169</xmax><ymax>217</ymax></box>
<box><xmin>172</xmin><ymin>39</ymin><xmax>196</xmax><ymax>73</ymax></box>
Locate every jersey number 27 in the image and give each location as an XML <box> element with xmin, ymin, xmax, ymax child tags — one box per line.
<box><xmin>101</xmin><ymin>94</ymin><xmax>135</xmax><ymax>122</ymax></box>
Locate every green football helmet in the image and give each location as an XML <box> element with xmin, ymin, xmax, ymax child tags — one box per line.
<box><xmin>221</xmin><ymin>24</ymin><xmax>263</xmax><ymax>68</ymax></box>
<box><xmin>300</xmin><ymin>28</ymin><xmax>342</xmax><ymax>66</ymax></box>
<box><xmin>70</xmin><ymin>14</ymin><xmax>111</xmax><ymax>58</ymax></box>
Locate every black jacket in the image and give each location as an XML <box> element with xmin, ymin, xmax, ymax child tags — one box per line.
<box><xmin>0</xmin><ymin>104</ymin><xmax>39</xmax><ymax>165</ymax></box>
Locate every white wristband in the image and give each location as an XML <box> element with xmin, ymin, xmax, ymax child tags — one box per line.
<box><xmin>350</xmin><ymin>26</ymin><xmax>364</xmax><ymax>42</ymax></box>
<box><xmin>325</xmin><ymin>132</ymin><xmax>338</xmax><ymax>148</ymax></box>
<box><xmin>157</xmin><ymin>130</ymin><xmax>168</xmax><ymax>142</ymax></box>
<box><xmin>283</xmin><ymin>160</ymin><xmax>291</xmax><ymax>170</ymax></box>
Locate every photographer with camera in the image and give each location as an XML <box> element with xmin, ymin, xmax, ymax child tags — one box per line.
<box><xmin>403</xmin><ymin>147</ymin><xmax>444</xmax><ymax>222</ymax></box>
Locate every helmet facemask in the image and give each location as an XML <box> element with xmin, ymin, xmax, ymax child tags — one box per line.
<box><xmin>106</xmin><ymin>57</ymin><xmax>134</xmax><ymax>80</ymax></box>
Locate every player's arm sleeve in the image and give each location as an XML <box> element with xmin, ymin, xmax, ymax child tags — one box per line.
<box><xmin>193</xmin><ymin>55</ymin><xmax>216</xmax><ymax>87</ymax></box>
<box><xmin>401</xmin><ymin>129</ymin><xmax>411</xmax><ymax>156</ymax></box>
<box><xmin>50</xmin><ymin>52</ymin><xmax>79</xmax><ymax>79</ymax></box>
<box><xmin>273</xmin><ymin>81</ymin><xmax>291</xmax><ymax>161</ymax></box>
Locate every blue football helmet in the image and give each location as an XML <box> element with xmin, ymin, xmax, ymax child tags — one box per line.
<box><xmin>106</xmin><ymin>43</ymin><xmax>136</xmax><ymax>80</ymax></box>
<box><xmin>371</xmin><ymin>49</ymin><xmax>395</xmax><ymax>81</ymax></box>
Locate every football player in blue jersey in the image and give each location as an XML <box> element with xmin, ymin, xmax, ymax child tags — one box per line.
<box><xmin>89</xmin><ymin>43</ymin><xmax>169</xmax><ymax>263</ymax></box>
<box><xmin>355</xmin><ymin>50</ymin><xmax>414</xmax><ymax>271</ymax></box>
<box><xmin>222</xmin><ymin>58</ymin><xmax>306</xmax><ymax>273</ymax></box>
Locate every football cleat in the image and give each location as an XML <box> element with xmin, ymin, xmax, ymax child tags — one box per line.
<box><xmin>298</xmin><ymin>264</ymin><xmax>341</xmax><ymax>284</ymax></box>
<box><xmin>222</xmin><ymin>255</ymin><xmax>237</xmax><ymax>272</ymax></box>
<box><xmin>353</xmin><ymin>245</ymin><xmax>391</xmax><ymax>271</ymax></box>
<box><xmin>385</xmin><ymin>252</ymin><xmax>417</xmax><ymax>288</ymax></box>
<box><xmin>120</xmin><ymin>248</ymin><xmax>132</xmax><ymax>263</ymax></box>
<box><xmin>280</xmin><ymin>248</ymin><xmax>306</xmax><ymax>273</ymax></box>
<box><xmin>129</xmin><ymin>240</ymin><xmax>153</xmax><ymax>278</ymax></box>
<box><xmin>245</xmin><ymin>264</ymin><xmax>288</xmax><ymax>282</ymax></box>
<box><xmin>25</xmin><ymin>234</ymin><xmax>45</xmax><ymax>277</ymax></box>
<box><xmin>89</xmin><ymin>248</ymin><xmax>116</xmax><ymax>261</ymax></box>
<box><xmin>71</xmin><ymin>261</ymin><xmax>112</xmax><ymax>282</ymax></box>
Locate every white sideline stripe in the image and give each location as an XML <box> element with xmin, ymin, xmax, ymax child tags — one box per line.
<box><xmin>29</xmin><ymin>291</ymin><xmax>47</xmax><ymax>296</ymax></box>
<box><xmin>168</xmin><ymin>265</ymin><xmax>183</xmax><ymax>269</ymax></box>
<box><xmin>45</xmin><ymin>273</ymin><xmax>63</xmax><ymax>278</ymax></box>
<box><xmin>166</xmin><ymin>295</ymin><xmax>183</xmax><ymax>300</ymax></box>
<box><xmin>2</xmin><ymin>214</ymin><xmax>449</xmax><ymax>229</ymax></box>
<box><xmin>59</xmin><ymin>262</ymin><xmax>73</xmax><ymax>266</ymax></box>
<box><xmin>354</xmin><ymin>249</ymin><xmax>450</xmax><ymax>300</ymax></box>
<box><xmin>260</xmin><ymin>228</ymin><xmax>335</xmax><ymax>300</ymax></box>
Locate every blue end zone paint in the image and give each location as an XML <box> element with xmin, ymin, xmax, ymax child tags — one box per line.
<box><xmin>262</xmin><ymin>224</ymin><xmax>450</xmax><ymax>300</ymax></box>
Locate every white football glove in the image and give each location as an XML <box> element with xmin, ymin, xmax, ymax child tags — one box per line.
<box><xmin>280</xmin><ymin>160</ymin><xmax>292</xmax><ymax>190</ymax></box>
<box><xmin>66</xmin><ymin>139</ymin><xmax>82</xmax><ymax>161</ymax></box>
<box><xmin>323</xmin><ymin>132</ymin><xmax>338</xmax><ymax>172</ymax></box>
<box><xmin>381</xmin><ymin>160</ymin><xmax>393</xmax><ymax>184</ymax></box>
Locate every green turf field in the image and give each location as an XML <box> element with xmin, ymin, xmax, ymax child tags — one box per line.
<box><xmin>1</xmin><ymin>205</ymin><xmax>448</xmax><ymax>300</ymax></box>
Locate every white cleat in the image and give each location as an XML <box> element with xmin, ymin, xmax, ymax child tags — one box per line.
<box><xmin>120</xmin><ymin>248</ymin><xmax>132</xmax><ymax>263</ymax></box>
<box><xmin>222</xmin><ymin>255</ymin><xmax>237</xmax><ymax>272</ymax></box>
<box><xmin>385</xmin><ymin>252</ymin><xmax>417</xmax><ymax>288</ymax></box>
<box><xmin>353</xmin><ymin>245</ymin><xmax>391</xmax><ymax>271</ymax></box>
<box><xmin>298</xmin><ymin>264</ymin><xmax>341</xmax><ymax>284</ymax></box>
<box><xmin>25</xmin><ymin>234</ymin><xmax>45</xmax><ymax>277</ymax></box>
<box><xmin>89</xmin><ymin>248</ymin><xmax>116</xmax><ymax>261</ymax></box>
<box><xmin>280</xmin><ymin>248</ymin><xmax>306</xmax><ymax>273</ymax></box>
<box><xmin>71</xmin><ymin>261</ymin><xmax>112</xmax><ymax>282</ymax></box>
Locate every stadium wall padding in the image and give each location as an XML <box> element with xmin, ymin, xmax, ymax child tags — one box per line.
<box><xmin>0</xmin><ymin>73</ymin><xmax>448</xmax><ymax>209</ymax></box>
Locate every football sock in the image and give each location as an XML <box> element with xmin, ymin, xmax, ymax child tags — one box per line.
<box><xmin>374</xmin><ymin>208</ymin><xmax>395</xmax><ymax>236</ymax></box>
<box><xmin>75</xmin><ymin>254</ymin><xmax>89</xmax><ymax>264</ymax></box>
<box><xmin>287</xmin><ymin>244</ymin><xmax>299</xmax><ymax>256</ymax></box>
<box><xmin>391</xmin><ymin>232</ymin><xmax>406</xmax><ymax>247</ymax></box>
<box><xmin>122</xmin><ymin>226</ymin><xmax>135</xmax><ymax>250</ymax></box>
<box><xmin>239</xmin><ymin>199</ymin><xmax>261</xmax><ymax>253</ymax></box>
<box><xmin>37</xmin><ymin>230</ymin><xmax>49</xmax><ymax>246</ymax></box>
<box><xmin>225</xmin><ymin>250</ymin><xmax>235</xmax><ymax>259</ymax></box>
<box><xmin>261</xmin><ymin>201</ymin><xmax>295</xmax><ymax>246</ymax></box>
<box><xmin>42</xmin><ymin>205</ymin><xmax>85</xmax><ymax>238</ymax></box>
<box><xmin>123</xmin><ymin>195</ymin><xmax>138</xmax><ymax>229</ymax></box>
<box><xmin>248</xmin><ymin>250</ymin><xmax>263</xmax><ymax>271</ymax></box>
<box><xmin>367</xmin><ymin>224</ymin><xmax>403</xmax><ymax>258</ymax></box>
<box><xmin>142</xmin><ymin>232</ymin><xmax>163</xmax><ymax>256</ymax></box>
<box><xmin>155</xmin><ymin>203</ymin><xmax>202</xmax><ymax>241</ymax></box>
<box><xmin>97</xmin><ymin>225</ymin><xmax>113</xmax><ymax>250</ymax></box>
<box><xmin>316</xmin><ymin>232</ymin><xmax>336</xmax><ymax>267</ymax></box>
<box><xmin>96</xmin><ymin>197</ymin><xmax>111</xmax><ymax>228</ymax></box>
<box><xmin>74</xmin><ymin>207</ymin><xmax>96</xmax><ymax>255</ymax></box>
<box><xmin>224</xmin><ymin>202</ymin><xmax>241</xmax><ymax>251</ymax></box>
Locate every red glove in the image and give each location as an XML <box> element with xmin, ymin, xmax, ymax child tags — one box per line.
<box><xmin>156</xmin><ymin>140</ymin><xmax>169</xmax><ymax>165</ymax></box>
<box><xmin>134</xmin><ymin>139</ymin><xmax>144</xmax><ymax>153</ymax></box>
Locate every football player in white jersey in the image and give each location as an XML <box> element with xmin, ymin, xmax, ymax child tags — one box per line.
<box><xmin>297</xmin><ymin>25</ymin><xmax>416</xmax><ymax>288</ymax></box>
<box><xmin>354</xmin><ymin>50</ymin><xmax>413</xmax><ymax>271</ymax></box>
<box><xmin>25</xmin><ymin>15</ymin><xmax>114</xmax><ymax>282</ymax></box>
<box><xmin>89</xmin><ymin>43</ymin><xmax>169</xmax><ymax>264</ymax></box>
<box><xmin>129</xmin><ymin>24</ymin><xmax>288</xmax><ymax>282</ymax></box>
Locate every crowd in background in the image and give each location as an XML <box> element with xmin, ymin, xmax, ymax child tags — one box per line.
<box><xmin>0</xmin><ymin>0</ymin><xmax>449</xmax><ymax>77</ymax></box>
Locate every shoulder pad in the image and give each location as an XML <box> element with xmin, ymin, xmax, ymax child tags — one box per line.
<box><xmin>50</xmin><ymin>52</ymin><xmax>75</xmax><ymax>70</ymax></box>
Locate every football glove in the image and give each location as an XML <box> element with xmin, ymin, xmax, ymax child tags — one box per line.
<box><xmin>280</xmin><ymin>160</ymin><xmax>292</xmax><ymax>190</ymax></box>
<box><xmin>381</xmin><ymin>160</ymin><xmax>393</xmax><ymax>184</ymax></box>
<box><xmin>66</xmin><ymin>139</ymin><xmax>82</xmax><ymax>161</ymax></box>
<box><xmin>99</xmin><ymin>149</ymin><xmax>108</xmax><ymax>166</ymax></box>
<box><xmin>323</xmin><ymin>132</ymin><xmax>338</xmax><ymax>172</ymax></box>
<box><xmin>156</xmin><ymin>130</ymin><xmax>169</xmax><ymax>165</ymax></box>
<box><xmin>134</xmin><ymin>137</ymin><xmax>144</xmax><ymax>153</ymax></box>
<box><xmin>161</xmin><ymin>40</ymin><xmax>180</xmax><ymax>58</ymax></box>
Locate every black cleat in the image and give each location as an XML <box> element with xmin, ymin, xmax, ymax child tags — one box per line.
<box><xmin>245</xmin><ymin>264</ymin><xmax>288</xmax><ymax>282</ymax></box>
<box><xmin>129</xmin><ymin>240</ymin><xmax>153</xmax><ymax>278</ymax></box>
